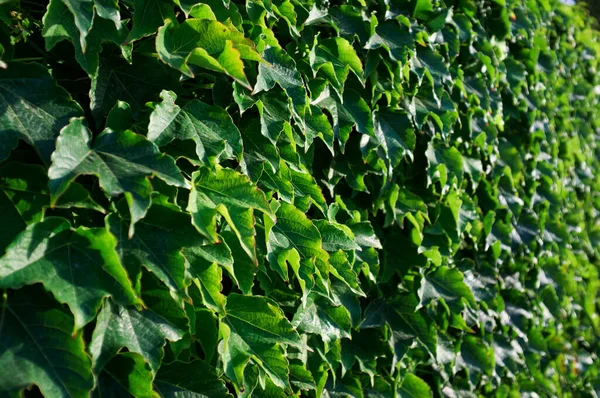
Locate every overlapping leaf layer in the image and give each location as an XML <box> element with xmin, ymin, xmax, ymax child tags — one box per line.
<box><xmin>0</xmin><ymin>0</ymin><xmax>599</xmax><ymax>396</ymax></box>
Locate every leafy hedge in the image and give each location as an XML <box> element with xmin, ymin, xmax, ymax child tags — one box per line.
<box><xmin>0</xmin><ymin>0</ymin><xmax>599</xmax><ymax>396</ymax></box>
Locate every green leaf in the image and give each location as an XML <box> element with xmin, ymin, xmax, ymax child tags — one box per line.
<box><xmin>222</xmin><ymin>229</ymin><xmax>257</xmax><ymax>295</ymax></box>
<box><xmin>310</xmin><ymin>37</ymin><xmax>364</xmax><ymax>95</ymax></box>
<box><xmin>184</xmin><ymin>246</ymin><xmax>227</xmax><ymax>314</ymax></box>
<box><xmin>362</xmin><ymin>294</ymin><xmax>436</xmax><ymax>365</ymax></box>
<box><xmin>106</xmin><ymin>197</ymin><xmax>204</xmax><ymax>303</ymax></box>
<box><xmin>289</xmin><ymin>166</ymin><xmax>327</xmax><ymax>214</ymax></box>
<box><xmin>265</xmin><ymin>202</ymin><xmax>329</xmax><ymax>284</ymax></box>
<box><xmin>90</xmin><ymin>299</ymin><xmax>185</xmax><ymax>374</ymax></box>
<box><xmin>425</xmin><ymin>140</ymin><xmax>464</xmax><ymax>193</ymax></box>
<box><xmin>94</xmin><ymin>353</ymin><xmax>154</xmax><ymax>398</ymax></box>
<box><xmin>188</xmin><ymin>166</ymin><xmax>273</xmax><ymax>260</ymax></box>
<box><xmin>314</xmin><ymin>220</ymin><xmax>360</xmax><ymax>252</ymax></box>
<box><xmin>292</xmin><ymin>294</ymin><xmax>352</xmax><ymax>343</ymax></box>
<box><xmin>148</xmin><ymin>90</ymin><xmax>242</xmax><ymax>164</ymax></box>
<box><xmin>0</xmin><ymin>217</ymin><xmax>140</xmax><ymax>329</ymax></box>
<box><xmin>0</xmin><ymin>161</ymin><xmax>103</xmax><ymax>253</ymax></box>
<box><xmin>418</xmin><ymin>265</ymin><xmax>476</xmax><ymax>310</ymax></box>
<box><xmin>154</xmin><ymin>360</ymin><xmax>232</xmax><ymax>397</ymax></box>
<box><xmin>0</xmin><ymin>62</ymin><xmax>82</xmax><ymax>165</ymax></box>
<box><xmin>312</xmin><ymin>87</ymin><xmax>374</xmax><ymax>147</ymax></box>
<box><xmin>397</xmin><ymin>374</ymin><xmax>433</xmax><ymax>398</ymax></box>
<box><xmin>365</xmin><ymin>20</ymin><xmax>415</xmax><ymax>62</ymax></box>
<box><xmin>48</xmin><ymin>118</ymin><xmax>187</xmax><ymax>236</ymax></box>
<box><xmin>42</xmin><ymin>0</ymin><xmax>128</xmax><ymax>75</ymax></box>
<box><xmin>90</xmin><ymin>56</ymin><xmax>181</xmax><ymax>128</ymax></box>
<box><xmin>0</xmin><ymin>286</ymin><xmax>94</xmax><ymax>398</ymax></box>
<box><xmin>459</xmin><ymin>335</ymin><xmax>495</xmax><ymax>378</ymax></box>
<box><xmin>49</xmin><ymin>0</ymin><xmax>94</xmax><ymax>50</ymax></box>
<box><xmin>253</xmin><ymin>46</ymin><xmax>307</xmax><ymax>121</ymax></box>
<box><xmin>156</xmin><ymin>18</ymin><xmax>260</xmax><ymax>88</ymax></box>
<box><xmin>126</xmin><ymin>0</ymin><xmax>176</xmax><ymax>43</ymax></box>
<box><xmin>373</xmin><ymin>111</ymin><xmax>416</xmax><ymax>170</ymax></box>
<box><xmin>220</xmin><ymin>294</ymin><xmax>304</xmax><ymax>392</ymax></box>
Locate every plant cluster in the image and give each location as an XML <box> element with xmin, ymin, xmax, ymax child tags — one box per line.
<box><xmin>0</xmin><ymin>0</ymin><xmax>598</xmax><ymax>396</ymax></box>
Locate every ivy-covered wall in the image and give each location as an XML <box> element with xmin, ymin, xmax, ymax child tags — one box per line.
<box><xmin>0</xmin><ymin>0</ymin><xmax>599</xmax><ymax>396</ymax></box>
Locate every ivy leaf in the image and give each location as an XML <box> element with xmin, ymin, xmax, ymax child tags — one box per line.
<box><xmin>0</xmin><ymin>161</ymin><xmax>103</xmax><ymax>253</ymax></box>
<box><xmin>48</xmin><ymin>117</ymin><xmax>187</xmax><ymax>236</ymax></box>
<box><xmin>183</xmin><ymin>246</ymin><xmax>227</xmax><ymax>314</ymax></box>
<box><xmin>314</xmin><ymin>220</ymin><xmax>360</xmax><ymax>252</ymax></box>
<box><xmin>43</xmin><ymin>0</ymin><xmax>128</xmax><ymax>75</ymax></box>
<box><xmin>418</xmin><ymin>265</ymin><xmax>476</xmax><ymax>310</ymax></box>
<box><xmin>222</xmin><ymin>230</ymin><xmax>257</xmax><ymax>295</ymax></box>
<box><xmin>0</xmin><ymin>62</ymin><xmax>82</xmax><ymax>165</ymax></box>
<box><xmin>425</xmin><ymin>140</ymin><xmax>464</xmax><ymax>193</ymax></box>
<box><xmin>365</xmin><ymin>20</ymin><xmax>415</xmax><ymax>62</ymax></box>
<box><xmin>0</xmin><ymin>286</ymin><xmax>94</xmax><ymax>398</ymax></box>
<box><xmin>265</xmin><ymin>202</ymin><xmax>330</xmax><ymax>285</ymax></box>
<box><xmin>220</xmin><ymin>294</ymin><xmax>304</xmax><ymax>392</ymax></box>
<box><xmin>90</xmin><ymin>299</ymin><xmax>185</xmax><ymax>374</ymax></box>
<box><xmin>0</xmin><ymin>217</ymin><xmax>140</xmax><ymax>329</ymax></box>
<box><xmin>95</xmin><ymin>0</ymin><xmax>121</xmax><ymax>28</ymax></box>
<box><xmin>289</xmin><ymin>166</ymin><xmax>327</xmax><ymax>214</ymax></box>
<box><xmin>362</xmin><ymin>295</ymin><xmax>436</xmax><ymax>366</ymax></box>
<box><xmin>292</xmin><ymin>294</ymin><xmax>352</xmax><ymax>343</ymax></box>
<box><xmin>253</xmin><ymin>46</ymin><xmax>307</xmax><ymax>121</ymax></box>
<box><xmin>187</xmin><ymin>166</ymin><xmax>273</xmax><ymax>261</ymax></box>
<box><xmin>148</xmin><ymin>90</ymin><xmax>242</xmax><ymax>164</ymax></box>
<box><xmin>126</xmin><ymin>0</ymin><xmax>176</xmax><ymax>43</ymax></box>
<box><xmin>398</xmin><ymin>374</ymin><xmax>433</xmax><ymax>398</ymax></box>
<box><xmin>93</xmin><ymin>353</ymin><xmax>154</xmax><ymax>398</ymax></box>
<box><xmin>458</xmin><ymin>335</ymin><xmax>495</xmax><ymax>380</ymax></box>
<box><xmin>156</xmin><ymin>18</ymin><xmax>261</xmax><ymax>88</ymax></box>
<box><xmin>310</xmin><ymin>37</ymin><xmax>364</xmax><ymax>95</ymax></box>
<box><xmin>304</xmin><ymin>105</ymin><xmax>335</xmax><ymax>153</ymax></box>
<box><xmin>238</xmin><ymin>118</ymin><xmax>280</xmax><ymax>181</ymax></box>
<box><xmin>90</xmin><ymin>56</ymin><xmax>181</xmax><ymax>128</ymax></box>
<box><xmin>312</xmin><ymin>87</ymin><xmax>374</xmax><ymax>147</ymax></box>
<box><xmin>373</xmin><ymin>111</ymin><xmax>416</xmax><ymax>171</ymax></box>
<box><xmin>106</xmin><ymin>197</ymin><xmax>204</xmax><ymax>303</ymax></box>
<box><xmin>154</xmin><ymin>360</ymin><xmax>232</xmax><ymax>397</ymax></box>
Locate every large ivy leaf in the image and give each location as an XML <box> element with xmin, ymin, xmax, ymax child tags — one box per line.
<box><xmin>0</xmin><ymin>286</ymin><xmax>94</xmax><ymax>398</ymax></box>
<box><xmin>188</xmin><ymin>166</ymin><xmax>273</xmax><ymax>260</ymax></box>
<box><xmin>148</xmin><ymin>90</ymin><xmax>242</xmax><ymax>164</ymax></box>
<box><xmin>106</xmin><ymin>197</ymin><xmax>204</xmax><ymax>303</ymax></box>
<box><xmin>0</xmin><ymin>161</ymin><xmax>102</xmax><ymax>253</ymax></box>
<box><xmin>184</xmin><ymin>246</ymin><xmax>227</xmax><ymax>314</ymax></box>
<box><xmin>90</xmin><ymin>56</ymin><xmax>181</xmax><ymax>127</ymax></box>
<box><xmin>154</xmin><ymin>360</ymin><xmax>232</xmax><ymax>397</ymax></box>
<box><xmin>126</xmin><ymin>0</ymin><xmax>176</xmax><ymax>43</ymax></box>
<box><xmin>90</xmin><ymin>299</ymin><xmax>185</xmax><ymax>374</ymax></box>
<box><xmin>373</xmin><ymin>111</ymin><xmax>416</xmax><ymax>172</ymax></box>
<box><xmin>418</xmin><ymin>265</ymin><xmax>476</xmax><ymax>310</ymax></box>
<box><xmin>48</xmin><ymin>117</ymin><xmax>187</xmax><ymax>235</ymax></box>
<box><xmin>362</xmin><ymin>294</ymin><xmax>436</xmax><ymax>366</ymax></box>
<box><xmin>0</xmin><ymin>62</ymin><xmax>82</xmax><ymax>165</ymax></box>
<box><xmin>310</xmin><ymin>37</ymin><xmax>364</xmax><ymax>95</ymax></box>
<box><xmin>43</xmin><ymin>0</ymin><xmax>128</xmax><ymax>75</ymax></box>
<box><xmin>93</xmin><ymin>353</ymin><xmax>154</xmax><ymax>398</ymax></box>
<box><xmin>397</xmin><ymin>374</ymin><xmax>433</xmax><ymax>398</ymax></box>
<box><xmin>156</xmin><ymin>18</ymin><xmax>261</xmax><ymax>87</ymax></box>
<box><xmin>292</xmin><ymin>294</ymin><xmax>352</xmax><ymax>343</ymax></box>
<box><xmin>265</xmin><ymin>202</ymin><xmax>329</xmax><ymax>285</ymax></box>
<box><xmin>253</xmin><ymin>46</ymin><xmax>307</xmax><ymax>121</ymax></box>
<box><xmin>0</xmin><ymin>217</ymin><xmax>140</xmax><ymax>329</ymax></box>
<box><xmin>365</xmin><ymin>20</ymin><xmax>415</xmax><ymax>62</ymax></box>
<box><xmin>220</xmin><ymin>294</ymin><xmax>304</xmax><ymax>393</ymax></box>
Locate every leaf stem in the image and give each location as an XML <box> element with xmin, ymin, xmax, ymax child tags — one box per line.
<box><xmin>10</xmin><ymin>57</ymin><xmax>44</xmax><ymax>62</ymax></box>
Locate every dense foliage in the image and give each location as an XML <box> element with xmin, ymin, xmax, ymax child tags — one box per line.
<box><xmin>0</xmin><ymin>0</ymin><xmax>599</xmax><ymax>396</ymax></box>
